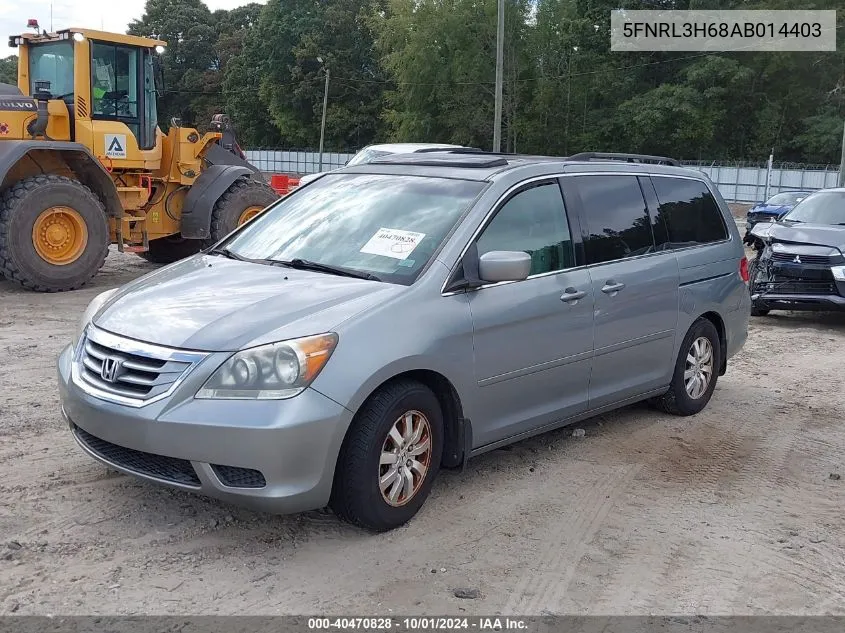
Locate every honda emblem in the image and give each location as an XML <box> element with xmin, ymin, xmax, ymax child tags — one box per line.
<box><xmin>100</xmin><ymin>356</ymin><xmax>123</xmax><ymax>383</ymax></box>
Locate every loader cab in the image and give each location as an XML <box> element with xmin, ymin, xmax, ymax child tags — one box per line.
<box><xmin>11</xmin><ymin>28</ymin><xmax>165</xmax><ymax>169</ymax></box>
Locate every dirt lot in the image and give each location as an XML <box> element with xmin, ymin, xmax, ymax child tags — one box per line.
<box><xmin>1</xmin><ymin>234</ymin><xmax>845</xmax><ymax>616</ymax></box>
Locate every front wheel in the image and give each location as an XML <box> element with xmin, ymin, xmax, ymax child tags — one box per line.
<box><xmin>205</xmin><ymin>178</ymin><xmax>278</xmax><ymax>245</ymax></box>
<box><xmin>330</xmin><ymin>380</ymin><xmax>444</xmax><ymax>532</ymax></box>
<box><xmin>652</xmin><ymin>317</ymin><xmax>721</xmax><ymax>416</ymax></box>
<box><xmin>0</xmin><ymin>175</ymin><xmax>109</xmax><ymax>292</ymax></box>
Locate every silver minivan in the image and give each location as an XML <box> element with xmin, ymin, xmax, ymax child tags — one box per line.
<box><xmin>57</xmin><ymin>151</ymin><xmax>751</xmax><ymax>531</ymax></box>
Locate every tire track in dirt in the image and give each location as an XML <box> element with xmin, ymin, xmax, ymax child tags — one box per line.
<box><xmin>501</xmin><ymin>462</ymin><xmax>641</xmax><ymax>615</ymax></box>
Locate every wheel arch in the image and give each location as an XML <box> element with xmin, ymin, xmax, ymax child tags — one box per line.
<box><xmin>334</xmin><ymin>369</ymin><xmax>470</xmax><ymax>475</ymax></box>
<box><xmin>699</xmin><ymin>310</ymin><xmax>727</xmax><ymax>376</ymax></box>
<box><xmin>0</xmin><ymin>140</ymin><xmax>121</xmax><ymax>218</ymax></box>
<box><xmin>179</xmin><ymin>165</ymin><xmax>253</xmax><ymax>240</ymax></box>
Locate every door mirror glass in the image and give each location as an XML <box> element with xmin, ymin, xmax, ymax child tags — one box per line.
<box><xmin>478</xmin><ymin>251</ymin><xmax>531</xmax><ymax>283</ymax></box>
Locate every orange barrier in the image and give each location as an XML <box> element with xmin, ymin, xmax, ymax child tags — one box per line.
<box><xmin>270</xmin><ymin>174</ymin><xmax>301</xmax><ymax>196</ymax></box>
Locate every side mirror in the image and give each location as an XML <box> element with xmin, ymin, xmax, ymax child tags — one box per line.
<box><xmin>478</xmin><ymin>251</ymin><xmax>531</xmax><ymax>283</ymax></box>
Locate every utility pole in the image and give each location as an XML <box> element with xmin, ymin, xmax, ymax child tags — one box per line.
<box><xmin>318</xmin><ymin>65</ymin><xmax>330</xmax><ymax>172</ymax></box>
<box><xmin>839</xmin><ymin>120</ymin><xmax>845</xmax><ymax>187</ymax></box>
<box><xmin>492</xmin><ymin>0</ymin><xmax>504</xmax><ymax>152</ymax></box>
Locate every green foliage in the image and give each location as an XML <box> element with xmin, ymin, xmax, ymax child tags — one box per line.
<box><xmin>0</xmin><ymin>56</ymin><xmax>17</xmax><ymax>86</ymax></box>
<box><xmin>130</xmin><ymin>0</ymin><xmax>845</xmax><ymax>161</ymax></box>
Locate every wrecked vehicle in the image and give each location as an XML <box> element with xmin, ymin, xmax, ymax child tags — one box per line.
<box><xmin>746</xmin><ymin>188</ymin><xmax>845</xmax><ymax>316</ymax></box>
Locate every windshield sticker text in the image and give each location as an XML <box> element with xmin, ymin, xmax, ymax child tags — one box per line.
<box><xmin>360</xmin><ymin>228</ymin><xmax>426</xmax><ymax>260</ymax></box>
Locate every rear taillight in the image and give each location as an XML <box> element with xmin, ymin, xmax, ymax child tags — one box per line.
<box><xmin>739</xmin><ymin>256</ymin><xmax>750</xmax><ymax>283</ymax></box>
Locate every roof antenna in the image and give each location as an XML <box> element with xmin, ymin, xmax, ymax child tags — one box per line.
<box><xmin>50</xmin><ymin>3</ymin><xmax>53</xmax><ymax>31</ymax></box>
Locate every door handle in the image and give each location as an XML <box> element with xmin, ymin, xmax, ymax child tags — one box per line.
<box><xmin>560</xmin><ymin>288</ymin><xmax>587</xmax><ymax>303</ymax></box>
<box><xmin>601</xmin><ymin>281</ymin><xmax>626</xmax><ymax>295</ymax></box>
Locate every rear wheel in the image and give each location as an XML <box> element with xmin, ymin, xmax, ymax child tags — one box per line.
<box><xmin>330</xmin><ymin>380</ymin><xmax>443</xmax><ymax>532</ymax></box>
<box><xmin>205</xmin><ymin>178</ymin><xmax>278</xmax><ymax>245</ymax></box>
<box><xmin>653</xmin><ymin>317</ymin><xmax>721</xmax><ymax>416</ymax></box>
<box><xmin>0</xmin><ymin>175</ymin><xmax>108</xmax><ymax>292</ymax></box>
<box><xmin>136</xmin><ymin>234</ymin><xmax>202</xmax><ymax>264</ymax></box>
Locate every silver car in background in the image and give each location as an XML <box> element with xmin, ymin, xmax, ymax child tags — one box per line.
<box><xmin>57</xmin><ymin>151</ymin><xmax>750</xmax><ymax>532</ymax></box>
<box><xmin>297</xmin><ymin>142</ymin><xmax>466</xmax><ymax>186</ymax></box>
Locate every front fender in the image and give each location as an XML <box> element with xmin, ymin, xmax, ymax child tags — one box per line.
<box><xmin>0</xmin><ymin>140</ymin><xmax>121</xmax><ymax>216</ymax></box>
<box><xmin>179</xmin><ymin>165</ymin><xmax>252</xmax><ymax>239</ymax></box>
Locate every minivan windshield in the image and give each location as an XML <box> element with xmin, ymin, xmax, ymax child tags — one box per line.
<box><xmin>221</xmin><ymin>173</ymin><xmax>485</xmax><ymax>285</ymax></box>
<box><xmin>781</xmin><ymin>191</ymin><xmax>845</xmax><ymax>225</ymax></box>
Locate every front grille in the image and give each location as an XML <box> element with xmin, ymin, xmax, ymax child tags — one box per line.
<box><xmin>74</xmin><ymin>426</ymin><xmax>201</xmax><ymax>487</ymax></box>
<box><xmin>76</xmin><ymin>329</ymin><xmax>198</xmax><ymax>404</ymax></box>
<box><xmin>755</xmin><ymin>277</ymin><xmax>838</xmax><ymax>296</ymax></box>
<box><xmin>771</xmin><ymin>252</ymin><xmax>832</xmax><ymax>265</ymax></box>
<box><xmin>212</xmin><ymin>465</ymin><xmax>266</xmax><ymax>489</ymax></box>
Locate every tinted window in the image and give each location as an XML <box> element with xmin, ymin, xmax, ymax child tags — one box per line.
<box><xmin>652</xmin><ymin>177</ymin><xmax>728</xmax><ymax>246</ymax></box>
<box><xmin>575</xmin><ymin>175</ymin><xmax>654</xmax><ymax>265</ymax></box>
<box><xmin>476</xmin><ymin>182</ymin><xmax>574</xmax><ymax>275</ymax></box>
<box><xmin>225</xmin><ymin>173</ymin><xmax>484</xmax><ymax>286</ymax></box>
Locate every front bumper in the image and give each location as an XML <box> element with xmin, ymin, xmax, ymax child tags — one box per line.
<box><xmin>751</xmin><ymin>293</ymin><xmax>845</xmax><ymax>311</ymax></box>
<box><xmin>57</xmin><ymin>342</ymin><xmax>354</xmax><ymax>514</ymax></box>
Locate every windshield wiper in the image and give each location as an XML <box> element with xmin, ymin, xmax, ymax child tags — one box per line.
<box><xmin>208</xmin><ymin>247</ymin><xmax>256</xmax><ymax>262</ymax></box>
<box><xmin>208</xmin><ymin>247</ymin><xmax>283</xmax><ymax>266</ymax></box>
<box><xmin>272</xmin><ymin>258</ymin><xmax>381</xmax><ymax>281</ymax></box>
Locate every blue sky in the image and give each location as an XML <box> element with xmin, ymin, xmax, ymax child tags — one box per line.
<box><xmin>1</xmin><ymin>0</ymin><xmax>266</xmax><ymax>58</ymax></box>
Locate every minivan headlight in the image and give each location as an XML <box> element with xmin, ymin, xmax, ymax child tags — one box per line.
<box><xmin>196</xmin><ymin>333</ymin><xmax>338</xmax><ymax>400</ymax></box>
<box><xmin>73</xmin><ymin>288</ymin><xmax>120</xmax><ymax>351</ymax></box>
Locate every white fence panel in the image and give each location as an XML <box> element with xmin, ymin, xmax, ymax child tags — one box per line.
<box><xmin>246</xmin><ymin>150</ymin><xmax>843</xmax><ymax>203</ymax></box>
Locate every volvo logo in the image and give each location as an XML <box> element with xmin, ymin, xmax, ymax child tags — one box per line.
<box><xmin>793</xmin><ymin>255</ymin><xmax>802</xmax><ymax>264</ymax></box>
<box><xmin>100</xmin><ymin>356</ymin><xmax>124</xmax><ymax>383</ymax></box>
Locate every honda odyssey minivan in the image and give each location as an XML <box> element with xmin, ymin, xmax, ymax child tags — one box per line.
<box><xmin>58</xmin><ymin>151</ymin><xmax>751</xmax><ymax>531</ymax></box>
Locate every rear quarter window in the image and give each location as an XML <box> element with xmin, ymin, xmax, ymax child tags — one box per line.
<box><xmin>651</xmin><ymin>177</ymin><xmax>728</xmax><ymax>247</ymax></box>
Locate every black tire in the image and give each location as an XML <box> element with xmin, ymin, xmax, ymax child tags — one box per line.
<box><xmin>205</xmin><ymin>178</ymin><xmax>278</xmax><ymax>245</ymax></box>
<box><xmin>330</xmin><ymin>380</ymin><xmax>444</xmax><ymax>532</ymax></box>
<box><xmin>136</xmin><ymin>234</ymin><xmax>202</xmax><ymax>264</ymax></box>
<box><xmin>0</xmin><ymin>175</ymin><xmax>109</xmax><ymax>292</ymax></box>
<box><xmin>653</xmin><ymin>317</ymin><xmax>722</xmax><ymax>417</ymax></box>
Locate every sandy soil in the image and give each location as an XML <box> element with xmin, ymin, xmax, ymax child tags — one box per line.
<box><xmin>1</xmin><ymin>243</ymin><xmax>844</xmax><ymax>616</ymax></box>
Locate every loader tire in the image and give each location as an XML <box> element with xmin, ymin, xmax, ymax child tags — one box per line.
<box><xmin>136</xmin><ymin>234</ymin><xmax>202</xmax><ymax>264</ymax></box>
<box><xmin>205</xmin><ymin>178</ymin><xmax>278</xmax><ymax>245</ymax></box>
<box><xmin>0</xmin><ymin>175</ymin><xmax>109</xmax><ymax>292</ymax></box>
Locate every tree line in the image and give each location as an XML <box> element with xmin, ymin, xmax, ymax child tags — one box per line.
<box><xmin>4</xmin><ymin>0</ymin><xmax>844</xmax><ymax>163</ymax></box>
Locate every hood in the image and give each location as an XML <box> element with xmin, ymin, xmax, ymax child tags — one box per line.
<box><xmin>749</xmin><ymin>204</ymin><xmax>791</xmax><ymax>216</ymax></box>
<box><xmin>94</xmin><ymin>254</ymin><xmax>401</xmax><ymax>351</ymax></box>
<box><xmin>750</xmin><ymin>221</ymin><xmax>845</xmax><ymax>253</ymax></box>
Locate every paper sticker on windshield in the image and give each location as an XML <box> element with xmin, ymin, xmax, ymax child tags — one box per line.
<box><xmin>360</xmin><ymin>228</ymin><xmax>426</xmax><ymax>260</ymax></box>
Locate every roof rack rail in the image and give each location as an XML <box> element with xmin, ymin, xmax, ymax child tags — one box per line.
<box><xmin>566</xmin><ymin>152</ymin><xmax>680</xmax><ymax>167</ymax></box>
<box><xmin>412</xmin><ymin>146</ymin><xmax>487</xmax><ymax>154</ymax></box>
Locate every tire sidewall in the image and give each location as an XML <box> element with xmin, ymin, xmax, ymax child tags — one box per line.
<box><xmin>670</xmin><ymin>319</ymin><xmax>721</xmax><ymax>415</ymax></box>
<box><xmin>3</xmin><ymin>178</ymin><xmax>108</xmax><ymax>289</ymax></box>
<box><xmin>344</xmin><ymin>384</ymin><xmax>444</xmax><ymax>530</ymax></box>
<box><xmin>211</xmin><ymin>180</ymin><xmax>278</xmax><ymax>240</ymax></box>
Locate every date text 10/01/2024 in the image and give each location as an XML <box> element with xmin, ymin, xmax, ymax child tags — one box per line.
<box><xmin>307</xmin><ymin>618</ymin><xmax>529</xmax><ymax>630</ymax></box>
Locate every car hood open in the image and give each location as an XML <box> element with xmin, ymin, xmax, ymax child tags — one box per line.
<box><xmin>93</xmin><ymin>254</ymin><xmax>400</xmax><ymax>351</ymax></box>
<box><xmin>750</xmin><ymin>221</ymin><xmax>845</xmax><ymax>252</ymax></box>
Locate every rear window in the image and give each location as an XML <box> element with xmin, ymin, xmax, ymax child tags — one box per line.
<box><xmin>651</xmin><ymin>177</ymin><xmax>728</xmax><ymax>247</ymax></box>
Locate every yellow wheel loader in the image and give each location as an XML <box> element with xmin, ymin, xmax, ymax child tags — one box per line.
<box><xmin>0</xmin><ymin>26</ymin><xmax>278</xmax><ymax>292</ymax></box>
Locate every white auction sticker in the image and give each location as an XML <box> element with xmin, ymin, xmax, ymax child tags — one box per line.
<box><xmin>360</xmin><ymin>228</ymin><xmax>426</xmax><ymax>260</ymax></box>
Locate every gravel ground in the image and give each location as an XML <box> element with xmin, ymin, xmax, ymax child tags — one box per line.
<box><xmin>1</xmin><ymin>230</ymin><xmax>844</xmax><ymax>616</ymax></box>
